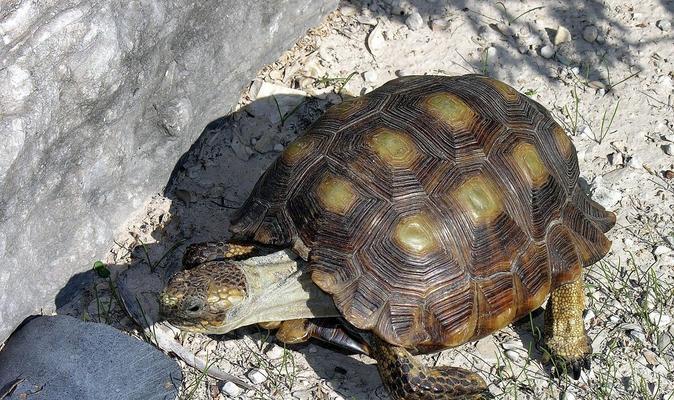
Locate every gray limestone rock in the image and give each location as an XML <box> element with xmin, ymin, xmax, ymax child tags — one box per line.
<box><xmin>0</xmin><ymin>0</ymin><xmax>337</xmax><ymax>342</ymax></box>
<box><xmin>0</xmin><ymin>315</ymin><xmax>181</xmax><ymax>400</ymax></box>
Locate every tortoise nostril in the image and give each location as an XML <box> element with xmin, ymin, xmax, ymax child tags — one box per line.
<box><xmin>185</xmin><ymin>298</ymin><xmax>204</xmax><ymax>313</ymax></box>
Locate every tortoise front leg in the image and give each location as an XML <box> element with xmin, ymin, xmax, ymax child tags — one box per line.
<box><xmin>270</xmin><ymin>318</ymin><xmax>369</xmax><ymax>355</ymax></box>
<box><xmin>183</xmin><ymin>241</ymin><xmax>259</xmax><ymax>268</ymax></box>
<box><xmin>370</xmin><ymin>337</ymin><xmax>492</xmax><ymax>400</ymax></box>
<box><xmin>543</xmin><ymin>277</ymin><xmax>592</xmax><ymax>378</ymax></box>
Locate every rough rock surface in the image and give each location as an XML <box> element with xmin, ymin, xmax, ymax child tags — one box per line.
<box><xmin>0</xmin><ymin>0</ymin><xmax>337</xmax><ymax>342</ymax></box>
<box><xmin>0</xmin><ymin>315</ymin><xmax>182</xmax><ymax>400</ymax></box>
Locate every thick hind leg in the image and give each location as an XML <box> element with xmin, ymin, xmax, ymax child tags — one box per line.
<box><xmin>543</xmin><ymin>277</ymin><xmax>592</xmax><ymax>379</ymax></box>
<box><xmin>266</xmin><ymin>319</ymin><xmax>369</xmax><ymax>355</ymax></box>
<box><xmin>183</xmin><ymin>242</ymin><xmax>259</xmax><ymax>268</ymax></box>
<box><xmin>369</xmin><ymin>337</ymin><xmax>492</xmax><ymax>400</ymax></box>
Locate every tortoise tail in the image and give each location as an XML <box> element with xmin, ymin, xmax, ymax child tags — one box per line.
<box><xmin>369</xmin><ymin>337</ymin><xmax>493</xmax><ymax>400</ymax></box>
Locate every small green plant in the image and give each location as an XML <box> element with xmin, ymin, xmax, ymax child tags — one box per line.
<box><xmin>314</xmin><ymin>71</ymin><xmax>358</xmax><ymax>94</ymax></box>
<box><xmin>272</xmin><ymin>95</ymin><xmax>305</xmax><ymax>128</ymax></box>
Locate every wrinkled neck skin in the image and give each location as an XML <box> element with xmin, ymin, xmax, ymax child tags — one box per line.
<box><xmin>213</xmin><ymin>250</ymin><xmax>339</xmax><ymax>334</ymax></box>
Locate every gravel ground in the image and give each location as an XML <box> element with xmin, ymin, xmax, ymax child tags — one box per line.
<box><xmin>76</xmin><ymin>1</ymin><xmax>673</xmax><ymax>399</ymax></box>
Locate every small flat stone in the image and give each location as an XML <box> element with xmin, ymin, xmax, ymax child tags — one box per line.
<box><xmin>582</xmin><ymin>25</ymin><xmax>598</xmax><ymax>42</ymax></box>
<box><xmin>431</xmin><ymin>18</ymin><xmax>450</xmax><ymax>31</ymax></box>
<box><xmin>405</xmin><ymin>12</ymin><xmax>425</xmax><ymax>30</ymax></box>
<box><xmin>474</xmin><ymin>337</ymin><xmax>499</xmax><ymax>362</ymax></box>
<box><xmin>649</xmin><ymin>312</ymin><xmax>672</xmax><ymax>328</ymax></box>
<box><xmin>562</xmin><ymin>391</ymin><xmax>577</xmax><ymax>400</ymax></box>
<box><xmin>273</xmin><ymin>143</ymin><xmax>285</xmax><ymax>152</ymax></box>
<box><xmin>363</xmin><ymin>70</ymin><xmax>378</xmax><ymax>83</ymax></box>
<box><xmin>540</xmin><ymin>45</ymin><xmax>555</xmax><ymax>59</ymax></box>
<box><xmin>662</xmin><ymin>143</ymin><xmax>673</xmax><ymax>155</ymax></box>
<box><xmin>222</xmin><ymin>381</ymin><xmax>243</xmax><ymax>397</ymax></box>
<box><xmin>265</xmin><ymin>345</ymin><xmax>285</xmax><ymax>359</ymax></box>
<box><xmin>504</xmin><ymin>349</ymin><xmax>520</xmax><ymax>361</ymax></box>
<box><xmin>656</xmin><ymin>19</ymin><xmax>672</xmax><ymax>31</ymax></box>
<box><xmin>643</xmin><ymin>349</ymin><xmax>659</xmax><ymax>365</ymax></box>
<box><xmin>554</xmin><ymin>25</ymin><xmax>572</xmax><ymax>45</ymax></box>
<box><xmin>247</xmin><ymin>368</ymin><xmax>268</xmax><ymax>384</ymax></box>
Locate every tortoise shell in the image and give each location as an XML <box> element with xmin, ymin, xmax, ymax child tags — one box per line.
<box><xmin>230</xmin><ymin>74</ymin><xmax>614</xmax><ymax>351</ymax></box>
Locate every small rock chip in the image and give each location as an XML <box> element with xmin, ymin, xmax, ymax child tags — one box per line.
<box><xmin>643</xmin><ymin>349</ymin><xmax>659</xmax><ymax>365</ymax></box>
<box><xmin>339</xmin><ymin>5</ymin><xmax>357</xmax><ymax>17</ymax></box>
<box><xmin>475</xmin><ymin>337</ymin><xmax>499</xmax><ymax>362</ymax></box>
<box><xmin>504</xmin><ymin>350</ymin><xmax>520</xmax><ymax>362</ymax></box>
<box><xmin>431</xmin><ymin>18</ymin><xmax>450</xmax><ymax>31</ymax></box>
<box><xmin>662</xmin><ymin>143</ymin><xmax>673</xmax><ymax>155</ymax></box>
<box><xmin>609</xmin><ymin>315</ymin><xmax>620</xmax><ymax>323</ymax></box>
<box><xmin>656</xmin><ymin>19</ymin><xmax>672</xmax><ymax>31</ymax></box>
<box><xmin>608</xmin><ymin>152</ymin><xmax>624</xmax><ymax>166</ymax></box>
<box><xmin>654</xmin><ymin>245</ymin><xmax>672</xmax><ymax>256</ymax></box>
<box><xmin>630</xmin><ymin>330</ymin><xmax>647</xmax><ymax>343</ymax></box>
<box><xmin>562</xmin><ymin>391</ymin><xmax>577</xmax><ymax>400</ymax></box>
<box><xmin>540</xmin><ymin>45</ymin><xmax>555</xmax><ymax>59</ymax></box>
<box><xmin>582</xmin><ymin>25</ymin><xmax>599</xmax><ymax>42</ymax></box>
<box><xmin>265</xmin><ymin>345</ymin><xmax>285</xmax><ymax>359</ymax></box>
<box><xmin>663</xmin><ymin>170</ymin><xmax>674</xmax><ymax>179</ymax></box>
<box><xmin>247</xmin><ymin>368</ymin><xmax>268</xmax><ymax>384</ymax></box>
<box><xmin>367</xmin><ymin>22</ymin><xmax>386</xmax><ymax>52</ymax></box>
<box><xmin>657</xmin><ymin>333</ymin><xmax>672</xmax><ymax>351</ymax></box>
<box><xmin>649</xmin><ymin>312</ymin><xmax>672</xmax><ymax>328</ymax></box>
<box><xmin>293</xmin><ymin>389</ymin><xmax>313</xmax><ymax>400</ymax></box>
<box><xmin>363</xmin><ymin>70</ymin><xmax>378</xmax><ymax>83</ymax></box>
<box><xmin>273</xmin><ymin>143</ymin><xmax>284</xmax><ymax>152</ymax></box>
<box><xmin>485</xmin><ymin>46</ymin><xmax>497</xmax><ymax>59</ymax></box>
<box><xmin>405</xmin><ymin>11</ymin><xmax>425</xmax><ymax>30</ymax></box>
<box><xmin>584</xmin><ymin>309</ymin><xmax>595</xmax><ymax>322</ymax></box>
<box><xmin>554</xmin><ymin>25</ymin><xmax>572</xmax><ymax>45</ymax></box>
<box><xmin>589</xmin><ymin>80</ymin><xmax>607</xmax><ymax>89</ymax></box>
<box><xmin>222</xmin><ymin>381</ymin><xmax>243</xmax><ymax>397</ymax></box>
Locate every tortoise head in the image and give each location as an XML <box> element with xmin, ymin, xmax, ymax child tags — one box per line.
<box><xmin>159</xmin><ymin>261</ymin><xmax>248</xmax><ymax>333</ymax></box>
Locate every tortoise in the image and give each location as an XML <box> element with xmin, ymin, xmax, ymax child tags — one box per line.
<box><xmin>160</xmin><ymin>74</ymin><xmax>615</xmax><ymax>399</ymax></box>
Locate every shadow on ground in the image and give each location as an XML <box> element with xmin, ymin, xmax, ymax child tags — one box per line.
<box><xmin>346</xmin><ymin>0</ymin><xmax>673</xmax><ymax>87</ymax></box>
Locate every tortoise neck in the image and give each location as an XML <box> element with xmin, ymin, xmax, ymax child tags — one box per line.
<box><xmin>221</xmin><ymin>251</ymin><xmax>340</xmax><ymax>332</ymax></box>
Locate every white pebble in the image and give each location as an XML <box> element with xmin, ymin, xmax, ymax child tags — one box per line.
<box><xmin>504</xmin><ymin>350</ymin><xmax>520</xmax><ymax>361</ymax></box>
<box><xmin>265</xmin><ymin>345</ymin><xmax>285</xmax><ymax>359</ymax></box>
<box><xmin>485</xmin><ymin>46</ymin><xmax>497</xmax><ymax>59</ymax></box>
<box><xmin>649</xmin><ymin>312</ymin><xmax>672</xmax><ymax>328</ymax></box>
<box><xmin>656</xmin><ymin>19</ymin><xmax>672</xmax><ymax>32</ymax></box>
<box><xmin>540</xmin><ymin>45</ymin><xmax>555</xmax><ymax>59</ymax></box>
<box><xmin>363</xmin><ymin>70</ymin><xmax>378</xmax><ymax>83</ymax></box>
<box><xmin>247</xmin><ymin>368</ymin><xmax>268</xmax><ymax>384</ymax></box>
<box><xmin>663</xmin><ymin>143</ymin><xmax>673</xmax><ymax>155</ymax></box>
<box><xmin>654</xmin><ymin>245</ymin><xmax>672</xmax><ymax>256</ymax></box>
<box><xmin>608</xmin><ymin>152</ymin><xmax>623</xmax><ymax>166</ymax></box>
<box><xmin>222</xmin><ymin>381</ymin><xmax>243</xmax><ymax>397</ymax></box>
<box><xmin>630</xmin><ymin>330</ymin><xmax>647</xmax><ymax>343</ymax></box>
<box><xmin>405</xmin><ymin>11</ymin><xmax>425</xmax><ymax>30</ymax></box>
<box><xmin>609</xmin><ymin>315</ymin><xmax>620</xmax><ymax>323</ymax></box>
<box><xmin>562</xmin><ymin>391</ymin><xmax>577</xmax><ymax>400</ymax></box>
<box><xmin>554</xmin><ymin>25</ymin><xmax>572</xmax><ymax>45</ymax></box>
<box><xmin>273</xmin><ymin>143</ymin><xmax>284</xmax><ymax>152</ymax></box>
<box><xmin>367</xmin><ymin>23</ymin><xmax>385</xmax><ymax>51</ymax></box>
<box><xmin>582</xmin><ymin>25</ymin><xmax>598</xmax><ymax>42</ymax></box>
<box><xmin>430</xmin><ymin>18</ymin><xmax>450</xmax><ymax>31</ymax></box>
<box><xmin>584</xmin><ymin>309</ymin><xmax>595</xmax><ymax>322</ymax></box>
<box><xmin>626</xmin><ymin>155</ymin><xmax>641</xmax><ymax>168</ymax></box>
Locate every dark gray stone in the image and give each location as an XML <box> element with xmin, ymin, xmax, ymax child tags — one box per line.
<box><xmin>0</xmin><ymin>0</ymin><xmax>337</xmax><ymax>342</ymax></box>
<box><xmin>0</xmin><ymin>315</ymin><xmax>181</xmax><ymax>400</ymax></box>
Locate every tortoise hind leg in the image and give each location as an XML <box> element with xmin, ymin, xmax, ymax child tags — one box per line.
<box><xmin>182</xmin><ymin>241</ymin><xmax>259</xmax><ymax>268</ymax></box>
<box><xmin>369</xmin><ymin>337</ymin><xmax>492</xmax><ymax>400</ymax></box>
<box><xmin>543</xmin><ymin>277</ymin><xmax>592</xmax><ymax>379</ymax></box>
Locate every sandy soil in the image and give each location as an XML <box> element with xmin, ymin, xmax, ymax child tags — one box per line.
<box><xmin>77</xmin><ymin>1</ymin><xmax>674</xmax><ymax>399</ymax></box>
